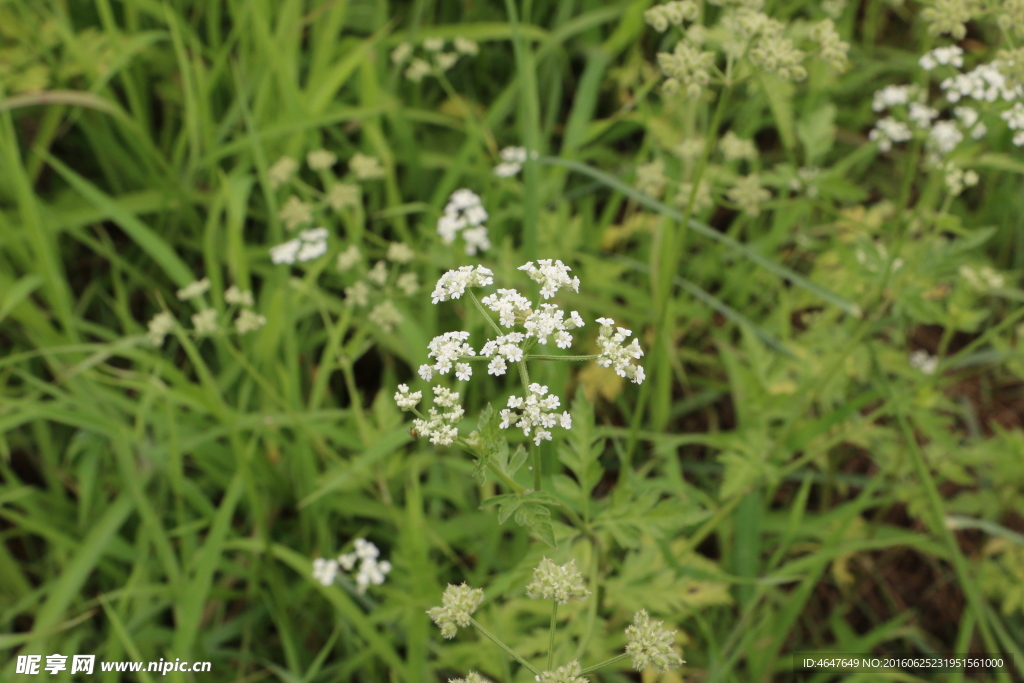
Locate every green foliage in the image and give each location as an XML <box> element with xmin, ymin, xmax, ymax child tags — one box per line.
<box><xmin>2</xmin><ymin>0</ymin><xmax>1024</xmax><ymax>681</ymax></box>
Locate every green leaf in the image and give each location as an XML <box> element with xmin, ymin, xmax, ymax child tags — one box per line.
<box><xmin>796</xmin><ymin>103</ymin><xmax>836</xmax><ymax>165</ymax></box>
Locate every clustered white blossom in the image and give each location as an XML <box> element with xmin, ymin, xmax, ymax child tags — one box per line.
<box><xmin>960</xmin><ymin>264</ymin><xmax>1006</xmax><ymax>291</ymax></box>
<box><xmin>270</xmin><ymin>227</ymin><xmax>329</xmax><ymax>265</ymax></box>
<box><xmin>595</xmin><ymin>318</ymin><xmax>646</xmax><ymax>384</ymax></box>
<box><xmin>438</xmin><ymin>189</ymin><xmax>491</xmax><ymax>255</ymax></box>
<box><xmin>519</xmin><ymin>259</ymin><xmax>581</xmax><ymax>299</ymax></box>
<box><xmin>391</xmin><ymin>37</ymin><xmax>479</xmax><ymax>82</ymax></box>
<box><xmin>312</xmin><ymin>538</ymin><xmax>392</xmax><ymax>594</ymax></box>
<box><xmin>399</xmin><ymin>258</ymin><xmax>644</xmax><ymax>449</ymax></box>
<box><xmin>431</xmin><ymin>265</ymin><xmax>495</xmax><ymax>303</ymax></box>
<box><xmin>148</xmin><ymin>280</ymin><xmax>266</xmax><ymax>346</ymax></box>
<box><xmin>493</xmin><ymin>146</ymin><xmax>537</xmax><ymax>177</ymax></box>
<box><xmin>412</xmin><ymin>386</ymin><xmax>465</xmax><ymax>446</ymax></box>
<box><xmin>336</xmin><ymin>243</ymin><xmax>421</xmax><ymax>333</ymax></box>
<box><xmin>909</xmin><ymin>349</ymin><xmax>939</xmax><ymax>375</ymax></box>
<box><xmin>870</xmin><ymin>43</ymin><xmax>1024</xmax><ymax>161</ymax></box>
<box><xmin>500</xmin><ymin>383</ymin><xmax>573</xmax><ymax>446</ymax></box>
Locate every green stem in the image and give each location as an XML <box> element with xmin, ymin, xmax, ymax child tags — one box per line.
<box><xmin>470</xmin><ymin>617</ymin><xmax>539</xmax><ymax>675</ymax></box>
<box><xmin>531</xmin><ymin>441</ymin><xmax>542</xmax><ymax>491</ymax></box>
<box><xmin>468</xmin><ymin>290</ymin><xmax>503</xmax><ymax>336</ymax></box>
<box><xmin>547</xmin><ymin>602</ymin><xmax>559</xmax><ymax>671</ymax></box>
<box><xmin>579</xmin><ymin>653</ymin><xmax>630</xmax><ymax>675</ymax></box>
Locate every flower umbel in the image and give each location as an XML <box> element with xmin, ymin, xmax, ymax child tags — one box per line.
<box><xmin>427</xmin><ymin>583</ymin><xmax>485</xmax><ymax>639</ymax></box>
<box><xmin>534</xmin><ymin>660</ymin><xmax>588</xmax><ymax>683</ymax></box>
<box><xmin>624</xmin><ymin>609</ymin><xmax>684</xmax><ymax>672</ymax></box>
<box><xmin>526</xmin><ymin>558</ymin><xmax>591</xmax><ymax>604</ymax></box>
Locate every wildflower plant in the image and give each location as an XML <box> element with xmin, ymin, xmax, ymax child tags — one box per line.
<box><xmin>427</xmin><ymin>559</ymin><xmax>683</xmax><ymax>681</ymax></box>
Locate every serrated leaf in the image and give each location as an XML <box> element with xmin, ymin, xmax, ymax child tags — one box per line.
<box><xmin>796</xmin><ymin>103</ymin><xmax>836</xmax><ymax>165</ymax></box>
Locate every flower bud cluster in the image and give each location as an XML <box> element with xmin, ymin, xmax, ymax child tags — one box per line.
<box><xmin>312</xmin><ymin>538</ymin><xmax>392</xmax><ymax>594</ymax></box>
<box><xmin>534</xmin><ymin>660</ymin><xmax>588</xmax><ymax>683</ymax></box>
<box><xmin>391</xmin><ymin>37</ymin><xmax>479</xmax><ymax>83</ymax></box>
<box><xmin>412</xmin><ymin>386</ymin><xmax>465</xmax><ymax>446</ymax></box>
<box><xmin>726</xmin><ymin>174</ymin><xmax>771</xmax><ymax>217</ymax></box>
<box><xmin>148</xmin><ymin>280</ymin><xmax>266</xmax><ymax>346</ymax></box>
<box><xmin>625</xmin><ymin>610</ymin><xmax>685</xmax><ymax>672</ymax></box>
<box><xmin>644</xmin><ymin>1</ymin><xmax>698</xmax><ymax>32</ymax></box>
<box><xmin>438</xmin><ymin>189</ymin><xmax>491</xmax><ymax>255</ymax></box>
<box><xmin>431</xmin><ymin>265</ymin><xmax>495</xmax><ymax>303</ymax></box>
<box><xmin>426</xmin><ymin>583</ymin><xmax>484</xmax><ymax>639</ymax></box>
<box><xmin>525</xmin><ymin>558</ymin><xmax>591</xmax><ymax>604</ymax></box>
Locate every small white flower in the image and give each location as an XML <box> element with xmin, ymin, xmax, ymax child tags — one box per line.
<box><xmin>595</xmin><ymin>317</ymin><xmax>645</xmax><ymax>384</ymax></box>
<box><xmin>369</xmin><ymin>300</ymin><xmax>403</xmax><ymax>332</ymax></box>
<box><xmin>395</xmin><ymin>384</ymin><xmax>423</xmax><ymax>410</ymax></box>
<box><xmin>177</xmin><ymin>278</ymin><xmax>211</xmax><ymax>300</ymax></box>
<box><xmin>279</xmin><ymin>195</ymin><xmax>313</xmax><ymax>230</ymax></box>
<box><xmin>345</xmin><ymin>281</ymin><xmax>370</xmax><ymax>307</ymax></box>
<box><xmin>269</xmin><ymin>156</ymin><xmax>298</xmax><ymax>189</ymax></box>
<box><xmin>396</xmin><ymin>272</ymin><xmax>420</xmax><ymax>296</ymax></box>
<box><xmin>337</xmin><ymin>244</ymin><xmax>362</xmax><ymax>271</ymax></box>
<box><xmin>391</xmin><ymin>42</ymin><xmax>413</xmax><ymax>64</ymax></box>
<box><xmin>909</xmin><ymin>349</ymin><xmax>939</xmax><ymax>375</ymax></box>
<box><xmin>454</xmin><ymin>37</ymin><xmax>479</xmax><ymax>55</ymax></box>
<box><xmin>192</xmin><ymin>309</ymin><xmax>218</xmax><ymax>336</ymax></box>
<box><xmin>367</xmin><ymin>260</ymin><xmax>389</xmax><ymax>287</ymax></box>
<box><xmin>312</xmin><ymin>558</ymin><xmax>339</xmax><ymax>586</ymax></box>
<box><xmin>234</xmin><ymin>309</ymin><xmax>267</xmax><ymax>334</ymax></box>
<box><xmin>518</xmin><ymin>259</ymin><xmax>580</xmax><ymax>299</ymax></box>
<box><xmin>431</xmin><ymin>266</ymin><xmax>494</xmax><ymax>303</ymax></box>
<box><xmin>405</xmin><ymin>57</ymin><xmax>432</xmax><ymax>82</ymax></box>
<box><xmin>499</xmin><ymin>383</ymin><xmax>572</xmax><ymax>446</ymax></box>
<box><xmin>387</xmin><ymin>242</ymin><xmax>415</xmax><ymax>263</ymax></box>
<box><xmin>224</xmin><ymin>285</ymin><xmax>254</xmax><ymax>307</ymax></box>
<box><xmin>493</xmin><ymin>146</ymin><xmax>534</xmax><ymax>177</ymax></box>
<box><xmin>327</xmin><ymin>183</ymin><xmax>360</xmax><ymax>211</ymax></box>
<box><xmin>419</xmin><ymin>364</ymin><xmax>434</xmax><ymax>381</ymax></box>
<box><xmin>919</xmin><ymin>45</ymin><xmax>963</xmax><ymax>71</ymax></box>
<box><xmin>307</xmin><ymin>149</ymin><xmax>337</xmax><ymax>170</ymax></box>
<box><xmin>147</xmin><ymin>311</ymin><xmax>175</xmax><ymax>346</ymax></box>
<box><xmin>270</xmin><ymin>227</ymin><xmax>329</xmax><ymax>265</ymax></box>
<box><xmin>426</xmin><ymin>330</ymin><xmax>476</xmax><ymax>375</ymax></box>
<box><xmin>455</xmin><ymin>363</ymin><xmax>472</xmax><ymax>381</ymax></box>
<box><xmin>423</xmin><ymin>37</ymin><xmax>445</xmax><ymax>52</ymax></box>
<box><xmin>481</xmin><ymin>288</ymin><xmax>532</xmax><ymax>327</ymax></box>
<box><xmin>350</xmin><ymin>152</ymin><xmax>385</xmax><ymax>180</ymax></box>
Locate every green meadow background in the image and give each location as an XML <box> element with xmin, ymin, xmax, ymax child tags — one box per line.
<box><xmin>1</xmin><ymin>0</ymin><xmax>1023</xmax><ymax>681</ymax></box>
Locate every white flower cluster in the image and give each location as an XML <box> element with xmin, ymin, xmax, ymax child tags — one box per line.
<box><xmin>391</xmin><ymin>37</ymin><xmax>479</xmax><ymax>82</ymax></box>
<box><xmin>959</xmin><ymin>264</ymin><xmax>1006</xmax><ymax>291</ymax></box>
<box><xmin>499</xmin><ymin>383</ymin><xmax>572</xmax><ymax>446</ymax></box>
<box><xmin>412</xmin><ymin>386</ymin><xmax>465</xmax><ymax>446</ymax></box>
<box><xmin>337</xmin><ymin>244</ymin><xmax>420</xmax><ymax>333</ymax></box>
<box><xmin>270</xmin><ymin>227</ymin><xmax>329</xmax><ymax>265</ymax></box>
<box><xmin>493</xmin><ymin>146</ymin><xmax>536</xmax><ymax>177</ymax></box>
<box><xmin>148</xmin><ymin>281</ymin><xmax>266</xmax><ymax>346</ymax></box>
<box><xmin>431</xmin><ymin>265</ymin><xmax>495</xmax><ymax>303</ymax></box>
<box><xmin>438</xmin><ymin>189</ymin><xmax>491</xmax><ymax>255</ymax></box>
<box><xmin>398</xmin><ymin>259</ymin><xmax>644</xmax><ymax>448</ymax></box>
<box><xmin>518</xmin><ymin>259</ymin><xmax>581</xmax><ymax>299</ymax></box>
<box><xmin>421</xmin><ymin>331</ymin><xmax>476</xmax><ymax>380</ymax></box>
<box><xmin>870</xmin><ymin>46</ymin><xmax>1024</xmax><ymax>159</ymax></box>
<box><xmin>909</xmin><ymin>349</ymin><xmax>939</xmax><ymax>376</ymax></box>
<box><xmin>312</xmin><ymin>538</ymin><xmax>392</xmax><ymax>594</ymax></box>
<box><xmin>595</xmin><ymin>318</ymin><xmax>645</xmax><ymax>384</ymax></box>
